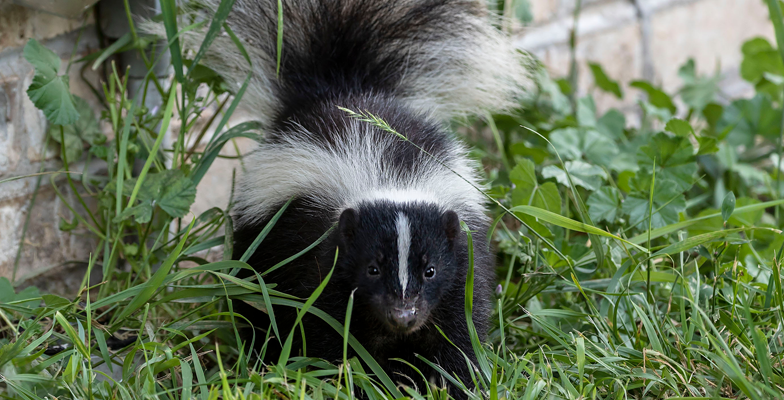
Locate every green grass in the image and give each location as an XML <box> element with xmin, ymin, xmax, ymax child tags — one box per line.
<box><xmin>2</xmin><ymin>0</ymin><xmax>784</xmax><ymax>399</ymax></box>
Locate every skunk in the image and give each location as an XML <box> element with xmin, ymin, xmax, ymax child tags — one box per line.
<box><xmin>149</xmin><ymin>0</ymin><xmax>529</xmax><ymax>396</ymax></box>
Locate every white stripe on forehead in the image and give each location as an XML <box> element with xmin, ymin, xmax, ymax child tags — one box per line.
<box><xmin>395</xmin><ymin>212</ymin><xmax>412</xmax><ymax>297</ymax></box>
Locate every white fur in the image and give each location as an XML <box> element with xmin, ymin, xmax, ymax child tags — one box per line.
<box><xmin>395</xmin><ymin>212</ymin><xmax>412</xmax><ymax>296</ymax></box>
<box><xmin>141</xmin><ymin>0</ymin><xmax>532</xmax><ymax>127</ymax></box>
<box><xmin>233</xmin><ymin>119</ymin><xmax>487</xmax><ymax>224</ymax></box>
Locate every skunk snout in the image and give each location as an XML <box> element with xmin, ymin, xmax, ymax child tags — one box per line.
<box><xmin>385</xmin><ymin>297</ymin><xmax>422</xmax><ymax>333</ymax></box>
<box><xmin>391</xmin><ymin>306</ymin><xmax>417</xmax><ymax>329</ymax></box>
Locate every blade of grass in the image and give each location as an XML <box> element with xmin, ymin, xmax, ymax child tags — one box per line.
<box><xmin>239</xmin><ymin>197</ymin><xmax>294</xmax><ymax>263</ymax></box>
<box><xmin>510</xmin><ymin>205</ymin><xmax>648</xmax><ymax>253</ymax></box>
<box><xmin>189</xmin><ymin>0</ymin><xmax>238</xmax><ymax>74</ymax></box>
<box><xmin>112</xmin><ymin>218</ymin><xmax>195</xmax><ymax>324</ymax></box>
<box><xmin>160</xmin><ymin>0</ymin><xmax>184</xmax><ymax>82</ymax></box>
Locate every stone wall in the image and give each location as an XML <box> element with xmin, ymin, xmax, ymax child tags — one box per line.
<box><xmin>0</xmin><ymin>0</ymin><xmax>102</xmax><ymax>290</ymax></box>
<box><xmin>522</xmin><ymin>0</ymin><xmax>774</xmax><ymax>115</ymax></box>
<box><xmin>0</xmin><ymin>0</ymin><xmax>777</xmax><ymax>288</ymax></box>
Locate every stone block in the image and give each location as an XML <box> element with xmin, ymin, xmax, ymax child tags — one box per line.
<box><xmin>0</xmin><ymin>76</ymin><xmax>22</xmax><ymax>175</ymax></box>
<box><xmin>0</xmin><ymin>0</ymin><xmax>94</xmax><ymax>53</ymax></box>
<box><xmin>525</xmin><ymin>0</ymin><xmax>630</xmax><ymax>27</ymax></box>
<box><xmin>0</xmin><ymin>182</ymin><xmax>97</xmax><ymax>282</ymax></box>
<box><xmin>636</xmin><ymin>0</ymin><xmax>700</xmax><ymax>14</ymax></box>
<box><xmin>649</xmin><ymin>0</ymin><xmax>775</xmax><ymax>92</ymax></box>
<box><xmin>516</xmin><ymin>1</ymin><xmax>638</xmax><ymax>49</ymax></box>
<box><xmin>0</xmin><ymin>26</ymin><xmax>101</xmax><ymax>182</ymax></box>
<box><xmin>527</xmin><ymin>0</ymin><xmax>561</xmax><ymax>24</ymax></box>
<box><xmin>522</xmin><ymin>16</ymin><xmax>643</xmax><ymax>113</ymax></box>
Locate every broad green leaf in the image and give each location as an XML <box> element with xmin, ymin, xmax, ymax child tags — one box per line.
<box><xmin>637</xmin><ymin>132</ymin><xmax>697</xmax><ymax>193</ymax></box>
<box><xmin>510</xmin><ymin>159</ymin><xmax>562</xmax><ymax>237</ymax></box>
<box><xmin>0</xmin><ymin>277</ymin><xmax>40</xmax><ymax>309</ymax></box>
<box><xmin>118</xmin><ymin>170</ymin><xmax>197</xmax><ymax>219</ymax></box>
<box><xmin>548</xmin><ymin>128</ymin><xmax>582</xmax><ymax>160</ymax></box>
<box><xmin>721</xmin><ymin>191</ymin><xmax>736</xmax><ymax>222</ymax></box>
<box><xmin>114</xmin><ymin>203</ymin><xmax>153</xmax><ymax>224</ymax></box>
<box><xmin>542</xmin><ymin>161</ymin><xmax>607</xmax><ymax>191</ymax></box>
<box><xmin>740</xmin><ymin>37</ymin><xmax>784</xmax><ymax>84</ymax></box>
<box><xmin>718</xmin><ymin>94</ymin><xmax>781</xmax><ymax>147</ymax></box>
<box><xmin>596</xmin><ymin>109</ymin><xmax>625</xmax><ymax>140</ymax></box>
<box><xmin>23</xmin><ymin>38</ymin><xmax>60</xmax><ymax>80</ymax></box>
<box><xmin>697</xmin><ymin>136</ymin><xmax>719</xmax><ymax>155</ymax></box>
<box><xmin>577</xmin><ymin>96</ymin><xmax>598</xmax><ymax>127</ymax></box>
<box><xmin>703</xmin><ymin>103</ymin><xmax>724</xmax><ymax>132</ymax></box>
<box><xmin>587</xmin><ymin>186</ymin><xmax>622</xmax><ymax>224</ymax></box>
<box><xmin>48</xmin><ymin>96</ymin><xmax>104</xmax><ymax>161</ymax></box>
<box><xmin>623</xmin><ymin>178</ymin><xmax>687</xmax><ymax>229</ymax></box>
<box><xmin>631</xmin><ymin>80</ymin><xmax>676</xmax><ymax>114</ymax></box>
<box><xmin>589</xmin><ymin>63</ymin><xmax>623</xmax><ymax>98</ymax></box>
<box><xmin>728</xmin><ymin>197</ymin><xmax>764</xmax><ymax>226</ymax></box>
<box><xmin>639</xmin><ymin>100</ymin><xmax>673</xmax><ymax>123</ymax></box>
<box><xmin>156</xmin><ymin>175</ymin><xmax>197</xmax><ymax>218</ymax></box>
<box><xmin>509</xmin><ymin>159</ymin><xmax>537</xmax><ymax>194</ymax></box>
<box><xmin>23</xmin><ymin>39</ymin><xmax>79</xmax><ymax>125</ymax></box>
<box><xmin>664</xmin><ymin>118</ymin><xmax>695</xmax><ymax>137</ymax></box>
<box><xmin>677</xmin><ymin>58</ymin><xmax>719</xmax><ymax>111</ymax></box>
<box><xmin>548</xmin><ymin>127</ymin><xmax>619</xmax><ymax>167</ymax></box>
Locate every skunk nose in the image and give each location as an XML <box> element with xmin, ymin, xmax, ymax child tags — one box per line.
<box><xmin>391</xmin><ymin>307</ymin><xmax>417</xmax><ymax>329</ymax></box>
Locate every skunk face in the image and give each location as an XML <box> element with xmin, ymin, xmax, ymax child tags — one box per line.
<box><xmin>337</xmin><ymin>202</ymin><xmax>461</xmax><ymax>335</ymax></box>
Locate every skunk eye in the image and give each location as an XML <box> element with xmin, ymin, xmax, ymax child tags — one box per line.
<box><xmin>424</xmin><ymin>266</ymin><xmax>436</xmax><ymax>279</ymax></box>
<box><xmin>368</xmin><ymin>265</ymin><xmax>380</xmax><ymax>276</ymax></box>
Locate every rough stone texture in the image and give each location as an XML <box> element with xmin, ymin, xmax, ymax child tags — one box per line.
<box><xmin>0</xmin><ymin>2</ymin><xmax>101</xmax><ymax>286</ymax></box>
<box><xmin>0</xmin><ymin>182</ymin><xmax>97</xmax><ymax>282</ymax></box>
<box><xmin>0</xmin><ymin>0</ymin><xmax>94</xmax><ymax>53</ymax></box>
<box><xmin>528</xmin><ymin>20</ymin><xmax>643</xmax><ymax>113</ymax></box>
<box><xmin>528</xmin><ymin>0</ymin><xmax>619</xmax><ymax>24</ymax></box>
<box><xmin>649</xmin><ymin>0</ymin><xmax>774</xmax><ymax>92</ymax></box>
<box><xmin>515</xmin><ymin>0</ymin><xmax>776</xmax><ymax>114</ymax></box>
<box><xmin>519</xmin><ymin>1</ymin><xmax>642</xmax><ymax>113</ymax></box>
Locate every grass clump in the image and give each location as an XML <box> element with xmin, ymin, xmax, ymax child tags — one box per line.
<box><xmin>2</xmin><ymin>0</ymin><xmax>784</xmax><ymax>399</ymax></box>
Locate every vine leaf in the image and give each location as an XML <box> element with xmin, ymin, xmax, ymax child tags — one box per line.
<box><xmin>23</xmin><ymin>39</ymin><xmax>79</xmax><ymax>126</ymax></box>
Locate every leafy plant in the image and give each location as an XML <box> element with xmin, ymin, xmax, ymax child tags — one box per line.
<box><xmin>1</xmin><ymin>0</ymin><xmax>784</xmax><ymax>399</ymax></box>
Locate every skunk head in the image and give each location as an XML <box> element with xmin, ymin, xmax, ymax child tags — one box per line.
<box><xmin>337</xmin><ymin>202</ymin><xmax>462</xmax><ymax>335</ymax></box>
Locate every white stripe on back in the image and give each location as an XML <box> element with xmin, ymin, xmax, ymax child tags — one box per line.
<box><xmin>396</xmin><ymin>212</ymin><xmax>412</xmax><ymax>297</ymax></box>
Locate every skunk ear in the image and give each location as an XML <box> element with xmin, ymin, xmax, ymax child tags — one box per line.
<box><xmin>338</xmin><ymin>208</ymin><xmax>358</xmax><ymax>244</ymax></box>
<box><xmin>442</xmin><ymin>210</ymin><xmax>460</xmax><ymax>242</ymax></box>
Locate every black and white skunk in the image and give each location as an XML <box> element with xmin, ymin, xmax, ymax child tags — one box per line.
<box><xmin>152</xmin><ymin>0</ymin><xmax>529</xmax><ymax>395</ymax></box>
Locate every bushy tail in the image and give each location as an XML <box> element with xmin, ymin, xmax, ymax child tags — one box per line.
<box><xmin>147</xmin><ymin>0</ymin><xmax>531</xmax><ymax>125</ymax></box>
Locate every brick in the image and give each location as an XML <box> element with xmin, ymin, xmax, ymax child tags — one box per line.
<box><xmin>649</xmin><ymin>0</ymin><xmax>774</xmax><ymax>92</ymax></box>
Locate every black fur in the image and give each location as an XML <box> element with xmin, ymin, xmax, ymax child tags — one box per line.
<box><xmin>223</xmin><ymin>0</ymin><xmax>499</xmax><ymax>397</ymax></box>
<box><xmin>220</xmin><ymin>0</ymin><xmax>487</xmax><ymax>116</ymax></box>
<box><xmin>235</xmin><ymin>198</ymin><xmax>494</xmax><ymax>397</ymax></box>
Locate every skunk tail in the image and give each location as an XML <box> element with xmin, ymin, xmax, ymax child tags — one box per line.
<box><xmin>145</xmin><ymin>0</ymin><xmax>530</xmax><ymax>126</ymax></box>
